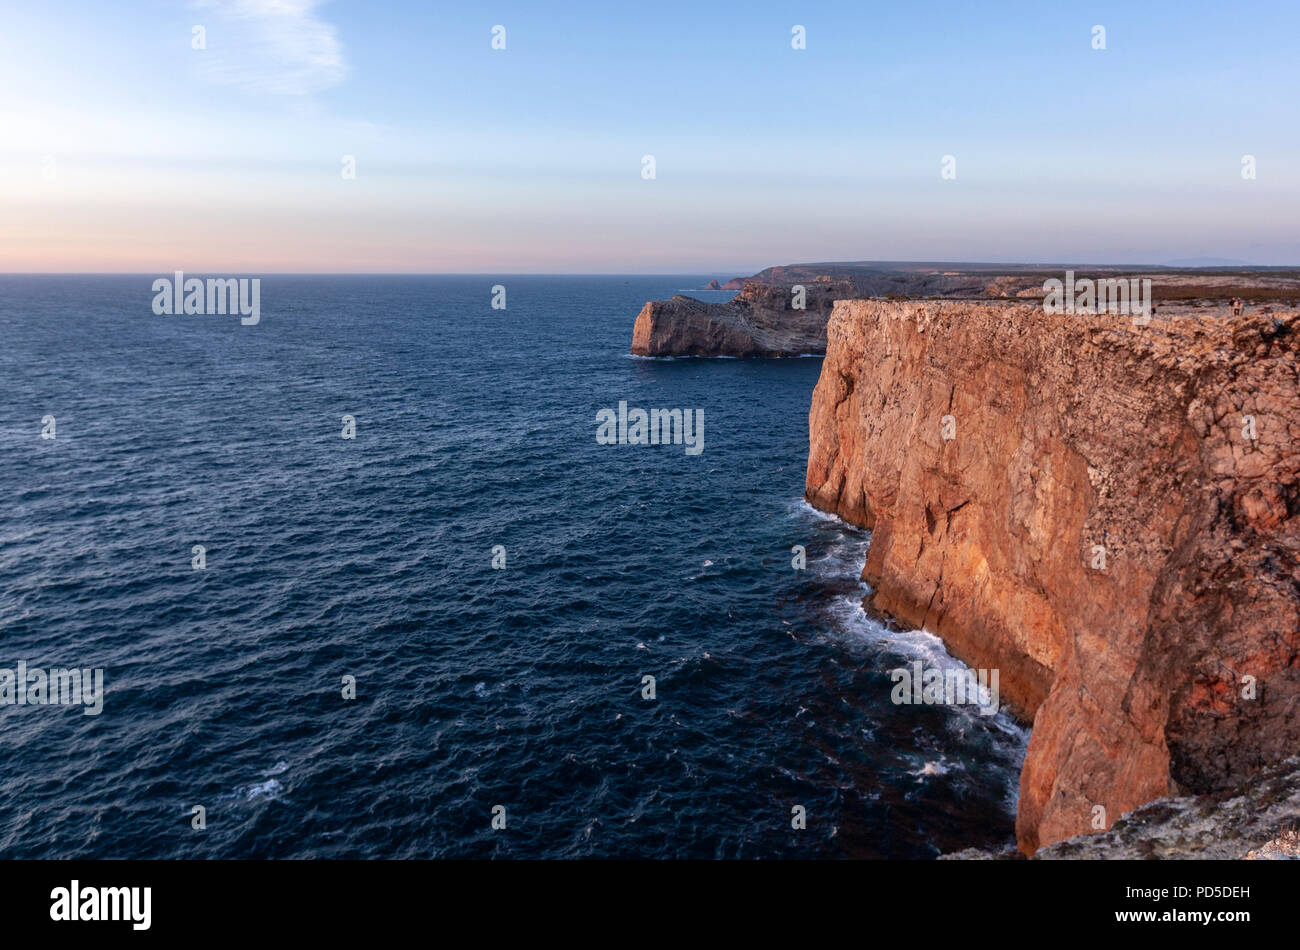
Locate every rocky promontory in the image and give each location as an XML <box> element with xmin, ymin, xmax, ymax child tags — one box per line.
<box><xmin>630</xmin><ymin>279</ymin><xmax>849</xmax><ymax>357</ymax></box>
<box><xmin>805</xmin><ymin>298</ymin><xmax>1300</xmax><ymax>855</ymax></box>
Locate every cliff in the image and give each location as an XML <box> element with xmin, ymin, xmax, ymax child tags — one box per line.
<box><xmin>630</xmin><ymin>280</ymin><xmax>849</xmax><ymax>357</ymax></box>
<box><xmin>805</xmin><ymin>298</ymin><xmax>1300</xmax><ymax>854</ymax></box>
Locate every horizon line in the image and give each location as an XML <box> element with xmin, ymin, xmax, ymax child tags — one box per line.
<box><xmin>5</xmin><ymin>260</ymin><xmax>1300</xmax><ymax>277</ymax></box>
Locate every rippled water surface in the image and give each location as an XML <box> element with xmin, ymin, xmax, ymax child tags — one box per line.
<box><xmin>0</xmin><ymin>275</ymin><xmax>1026</xmax><ymax>858</ymax></box>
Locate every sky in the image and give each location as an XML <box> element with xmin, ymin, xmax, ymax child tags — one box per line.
<box><xmin>1</xmin><ymin>0</ymin><xmax>1298</xmax><ymax>273</ymax></box>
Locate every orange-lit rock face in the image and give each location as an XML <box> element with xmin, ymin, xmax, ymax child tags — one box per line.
<box><xmin>805</xmin><ymin>299</ymin><xmax>1300</xmax><ymax>854</ymax></box>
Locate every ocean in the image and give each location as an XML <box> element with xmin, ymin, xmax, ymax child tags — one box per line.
<box><xmin>0</xmin><ymin>275</ymin><xmax>1026</xmax><ymax>858</ymax></box>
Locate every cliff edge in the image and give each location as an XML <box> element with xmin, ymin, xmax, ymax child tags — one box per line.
<box><xmin>805</xmin><ymin>298</ymin><xmax>1300</xmax><ymax>854</ymax></box>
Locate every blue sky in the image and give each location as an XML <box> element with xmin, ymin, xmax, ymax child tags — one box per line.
<box><xmin>1</xmin><ymin>0</ymin><xmax>1297</xmax><ymax>272</ymax></box>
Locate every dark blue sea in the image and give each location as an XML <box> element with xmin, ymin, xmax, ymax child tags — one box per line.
<box><xmin>0</xmin><ymin>275</ymin><xmax>1026</xmax><ymax>859</ymax></box>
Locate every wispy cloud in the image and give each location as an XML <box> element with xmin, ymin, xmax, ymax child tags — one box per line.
<box><xmin>193</xmin><ymin>0</ymin><xmax>348</xmax><ymax>96</ymax></box>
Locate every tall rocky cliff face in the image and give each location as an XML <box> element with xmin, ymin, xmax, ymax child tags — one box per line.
<box><xmin>630</xmin><ymin>280</ymin><xmax>848</xmax><ymax>357</ymax></box>
<box><xmin>804</xmin><ymin>299</ymin><xmax>1300</xmax><ymax>854</ymax></box>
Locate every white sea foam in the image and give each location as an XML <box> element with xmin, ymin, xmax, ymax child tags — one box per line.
<box><xmin>793</xmin><ymin>497</ymin><xmax>860</xmax><ymax>526</ymax></box>
<box><xmin>796</xmin><ymin>496</ymin><xmax>1031</xmax><ymax>781</ymax></box>
<box><xmin>221</xmin><ymin>777</ymin><xmax>285</xmax><ymax>804</ymax></box>
<box><xmin>245</xmin><ymin>779</ymin><xmax>282</xmax><ymax>800</ymax></box>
